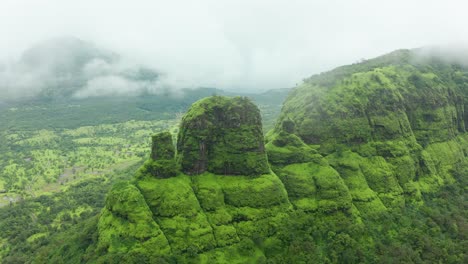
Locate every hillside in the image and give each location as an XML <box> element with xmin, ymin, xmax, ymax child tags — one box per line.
<box><xmin>266</xmin><ymin>48</ymin><xmax>468</xmax><ymax>261</ymax></box>
<box><xmin>1</xmin><ymin>49</ymin><xmax>467</xmax><ymax>263</ymax></box>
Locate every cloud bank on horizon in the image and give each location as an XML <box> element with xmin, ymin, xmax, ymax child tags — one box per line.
<box><xmin>0</xmin><ymin>0</ymin><xmax>468</xmax><ymax>99</ymax></box>
<box><xmin>0</xmin><ymin>36</ymin><xmax>178</xmax><ymax>100</ymax></box>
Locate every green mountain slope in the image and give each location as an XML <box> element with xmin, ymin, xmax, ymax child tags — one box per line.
<box><xmin>265</xmin><ymin>48</ymin><xmax>468</xmax><ymax>261</ymax></box>
<box><xmin>271</xmin><ymin>48</ymin><xmax>468</xmax><ymax>203</ymax></box>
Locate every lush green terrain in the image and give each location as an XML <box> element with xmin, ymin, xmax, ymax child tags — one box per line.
<box><xmin>0</xmin><ymin>88</ymin><xmax>287</xmax><ymax>263</ymax></box>
<box><xmin>1</xmin><ymin>48</ymin><xmax>467</xmax><ymax>263</ymax></box>
<box><xmin>92</xmin><ymin>50</ymin><xmax>465</xmax><ymax>263</ymax></box>
<box><xmin>0</xmin><ymin>88</ymin><xmax>286</xmax><ymax>200</ymax></box>
<box><xmin>265</xmin><ymin>49</ymin><xmax>468</xmax><ymax>262</ymax></box>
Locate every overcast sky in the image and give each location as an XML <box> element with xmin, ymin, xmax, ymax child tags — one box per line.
<box><xmin>0</xmin><ymin>0</ymin><xmax>468</xmax><ymax>92</ymax></box>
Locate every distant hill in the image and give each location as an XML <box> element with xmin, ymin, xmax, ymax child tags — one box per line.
<box><xmin>0</xmin><ymin>37</ymin><xmax>161</xmax><ymax>100</ymax></box>
<box><xmin>0</xmin><ymin>87</ymin><xmax>289</xmax><ymax>131</ymax></box>
<box><xmin>0</xmin><ymin>37</ymin><xmax>290</xmax><ymax>132</ymax></box>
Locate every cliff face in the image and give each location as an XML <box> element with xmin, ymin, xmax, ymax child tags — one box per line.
<box><xmin>177</xmin><ymin>96</ymin><xmax>269</xmax><ymax>175</ymax></box>
<box><xmin>95</xmin><ymin>50</ymin><xmax>468</xmax><ymax>263</ymax></box>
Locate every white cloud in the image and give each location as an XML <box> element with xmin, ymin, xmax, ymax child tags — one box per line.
<box><xmin>0</xmin><ymin>0</ymin><xmax>468</xmax><ymax>94</ymax></box>
<box><xmin>74</xmin><ymin>75</ymin><xmax>142</xmax><ymax>98</ymax></box>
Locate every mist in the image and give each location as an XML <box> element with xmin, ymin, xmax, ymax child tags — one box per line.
<box><xmin>0</xmin><ymin>37</ymin><xmax>177</xmax><ymax>100</ymax></box>
<box><xmin>1</xmin><ymin>0</ymin><xmax>468</xmax><ymax>99</ymax></box>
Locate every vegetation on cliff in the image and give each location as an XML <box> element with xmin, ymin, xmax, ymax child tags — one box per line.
<box><xmin>95</xmin><ymin>96</ymin><xmax>291</xmax><ymax>263</ymax></box>
<box><xmin>177</xmin><ymin>96</ymin><xmax>269</xmax><ymax>175</ymax></box>
<box><xmin>265</xmin><ymin>49</ymin><xmax>468</xmax><ymax>262</ymax></box>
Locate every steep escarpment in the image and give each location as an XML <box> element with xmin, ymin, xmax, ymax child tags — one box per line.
<box><xmin>177</xmin><ymin>96</ymin><xmax>269</xmax><ymax>175</ymax></box>
<box><xmin>269</xmin><ymin>50</ymin><xmax>468</xmax><ymax>213</ymax></box>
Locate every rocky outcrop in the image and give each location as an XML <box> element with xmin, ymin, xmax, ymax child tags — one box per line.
<box><xmin>139</xmin><ymin>131</ymin><xmax>178</xmax><ymax>178</ymax></box>
<box><xmin>177</xmin><ymin>96</ymin><xmax>269</xmax><ymax>175</ymax></box>
<box><xmin>151</xmin><ymin>132</ymin><xmax>175</xmax><ymax>160</ymax></box>
<box><xmin>97</xmin><ymin>96</ymin><xmax>290</xmax><ymax>263</ymax></box>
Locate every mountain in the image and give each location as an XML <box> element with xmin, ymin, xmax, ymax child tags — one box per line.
<box><xmin>266</xmin><ymin>48</ymin><xmax>468</xmax><ymax>261</ymax></box>
<box><xmin>19</xmin><ymin>37</ymin><xmax>118</xmax><ymax>74</ymax></box>
<box><xmin>1</xmin><ymin>48</ymin><xmax>467</xmax><ymax>263</ymax></box>
<box><xmin>96</xmin><ymin>48</ymin><xmax>467</xmax><ymax>263</ymax></box>
<box><xmin>272</xmin><ymin>48</ymin><xmax>468</xmax><ymax>195</ymax></box>
<box><xmin>0</xmin><ymin>37</ymin><xmax>161</xmax><ymax>100</ymax></box>
<box><xmin>92</xmin><ymin>96</ymin><xmax>290</xmax><ymax>263</ymax></box>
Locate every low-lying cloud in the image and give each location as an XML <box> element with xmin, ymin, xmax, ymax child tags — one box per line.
<box><xmin>0</xmin><ymin>38</ymin><xmax>177</xmax><ymax>100</ymax></box>
<box><xmin>1</xmin><ymin>0</ymin><xmax>468</xmax><ymax>99</ymax></box>
<box><xmin>414</xmin><ymin>43</ymin><xmax>468</xmax><ymax>67</ymax></box>
<box><xmin>74</xmin><ymin>75</ymin><xmax>152</xmax><ymax>98</ymax></box>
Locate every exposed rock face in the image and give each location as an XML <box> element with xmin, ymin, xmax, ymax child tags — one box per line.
<box><xmin>151</xmin><ymin>132</ymin><xmax>175</xmax><ymax>160</ymax></box>
<box><xmin>177</xmin><ymin>96</ymin><xmax>269</xmax><ymax>175</ymax></box>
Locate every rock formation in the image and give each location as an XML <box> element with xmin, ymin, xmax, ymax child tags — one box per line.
<box><xmin>97</xmin><ymin>96</ymin><xmax>290</xmax><ymax>263</ymax></box>
<box><xmin>177</xmin><ymin>96</ymin><xmax>269</xmax><ymax>175</ymax></box>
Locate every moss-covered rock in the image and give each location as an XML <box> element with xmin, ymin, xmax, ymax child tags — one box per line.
<box><xmin>137</xmin><ymin>132</ymin><xmax>177</xmax><ymax>178</ymax></box>
<box><xmin>265</xmin><ymin>128</ymin><xmax>320</xmax><ymax>166</ymax></box>
<box><xmin>177</xmin><ymin>96</ymin><xmax>269</xmax><ymax>176</ymax></box>
<box><xmin>95</xmin><ymin>96</ymin><xmax>294</xmax><ymax>262</ymax></box>
<box><xmin>151</xmin><ymin>132</ymin><xmax>175</xmax><ymax>160</ymax></box>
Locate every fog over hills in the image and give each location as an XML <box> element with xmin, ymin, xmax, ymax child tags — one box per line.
<box><xmin>2</xmin><ymin>1</ymin><xmax>468</xmax><ymax>95</ymax></box>
<box><xmin>2</xmin><ymin>36</ymin><xmax>468</xmax><ymax>104</ymax></box>
<box><xmin>0</xmin><ymin>37</ymin><xmax>169</xmax><ymax>101</ymax></box>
